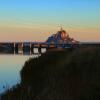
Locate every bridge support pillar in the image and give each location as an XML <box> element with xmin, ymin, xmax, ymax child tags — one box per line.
<box><xmin>15</xmin><ymin>43</ymin><xmax>18</xmax><ymax>54</ymax></box>
<box><xmin>14</xmin><ymin>43</ymin><xmax>16</xmax><ymax>54</ymax></box>
<box><xmin>30</xmin><ymin>43</ymin><xmax>34</xmax><ymax>54</ymax></box>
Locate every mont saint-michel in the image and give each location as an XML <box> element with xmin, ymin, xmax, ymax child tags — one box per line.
<box><xmin>0</xmin><ymin>28</ymin><xmax>79</xmax><ymax>55</ymax></box>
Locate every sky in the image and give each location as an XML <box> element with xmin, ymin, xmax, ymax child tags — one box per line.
<box><xmin>0</xmin><ymin>0</ymin><xmax>100</xmax><ymax>42</ymax></box>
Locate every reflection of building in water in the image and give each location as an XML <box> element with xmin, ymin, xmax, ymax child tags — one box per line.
<box><xmin>46</xmin><ymin>27</ymin><xmax>79</xmax><ymax>44</ymax></box>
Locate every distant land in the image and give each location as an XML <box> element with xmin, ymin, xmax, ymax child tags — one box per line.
<box><xmin>0</xmin><ymin>29</ymin><xmax>100</xmax><ymax>55</ymax></box>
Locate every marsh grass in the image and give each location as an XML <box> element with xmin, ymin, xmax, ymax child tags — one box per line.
<box><xmin>1</xmin><ymin>47</ymin><xmax>100</xmax><ymax>100</ymax></box>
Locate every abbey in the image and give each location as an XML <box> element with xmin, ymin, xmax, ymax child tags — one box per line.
<box><xmin>46</xmin><ymin>28</ymin><xmax>79</xmax><ymax>44</ymax></box>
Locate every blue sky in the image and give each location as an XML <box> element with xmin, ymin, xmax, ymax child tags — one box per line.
<box><xmin>0</xmin><ymin>0</ymin><xmax>100</xmax><ymax>42</ymax></box>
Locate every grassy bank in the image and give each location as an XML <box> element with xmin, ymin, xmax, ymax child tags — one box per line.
<box><xmin>1</xmin><ymin>47</ymin><xmax>100</xmax><ymax>100</ymax></box>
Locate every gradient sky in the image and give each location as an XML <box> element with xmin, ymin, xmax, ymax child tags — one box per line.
<box><xmin>0</xmin><ymin>0</ymin><xmax>100</xmax><ymax>42</ymax></box>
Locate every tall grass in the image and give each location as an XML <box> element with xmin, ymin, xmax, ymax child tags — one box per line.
<box><xmin>1</xmin><ymin>47</ymin><xmax>100</xmax><ymax>100</ymax></box>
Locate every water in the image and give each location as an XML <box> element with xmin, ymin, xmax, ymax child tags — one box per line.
<box><xmin>0</xmin><ymin>54</ymin><xmax>36</xmax><ymax>93</ymax></box>
<box><xmin>0</xmin><ymin>48</ymin><xmax>46</xmax><ymax>93</ymax></box>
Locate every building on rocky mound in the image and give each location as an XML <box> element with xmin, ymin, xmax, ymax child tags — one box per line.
<box><xmin>46</xmin><ymin>27</ymin><xmax>79</xmax><ymax>44</ymax></box>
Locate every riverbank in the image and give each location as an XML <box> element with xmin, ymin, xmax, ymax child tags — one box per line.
<box><xmin>1</xmin><ymin>47</ymin><xmax>100</xmax><ymax>100</ymax></box>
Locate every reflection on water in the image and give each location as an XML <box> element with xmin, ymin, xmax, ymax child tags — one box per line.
<box><xmin>0</xmin><ymin>48</ymin><xmax>46</xmax><ymax>93</ymax></box>
<box><xmin>0</xmin><ymin>54</ymin><xmax>38</xmax><ymax>93</ymax></box>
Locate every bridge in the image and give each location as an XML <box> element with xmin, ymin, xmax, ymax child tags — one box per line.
<box><xmin>0</xmin><ymin>42</ymin><xmax>100</xmax><ymax>55</ymax></box>
<box><xmin>0</xmin><ymin>42</ymin><xmax>76</xmax><ymax>55</ymax></box>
